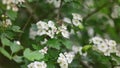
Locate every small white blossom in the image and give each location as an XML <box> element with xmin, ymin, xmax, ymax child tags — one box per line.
<box><xmin>48</xmin><ymin>20</ymin><xmax>55</xmax><ymax>28</ymax></box>
<box><xmin>97</xmin><ymin>43</ymin><xmax>108</xmax><ymax>52</ymax></box>
<box><xmin>57</xmin><ymin>53</ymin><xmax>68</xmax><ymax>68</ymax></box>
<box><xmin>72</xmin><ymin>19</ymin><xmax>81</xmax><ymax>26</ymax></box>
<box><xmin>61</xmin><ymin>30</ymin><xmax>69</xmax><ymax>38</ymax></box>
<box><xmin>63</xmin><ymin>17</ymin><xmax>71</xmax><ymax>24</ymax></box>
<box><xmin>57</xmin><ymin>52</ymin><xmax>75</xmax><ymax>68</ymax></box>
<box><xmin>2</xmin><ymin>0</ymin><xmax>25</xmax><ymax>11</ymax></box>
<box><xmin>72</xmin><ymin>13</ymin><xmax>82</xmax><ymax>21</ymax></box>
<box><xmin>39</xmin><ymin>47</ymin><xmax>48</xmax><ymax>55</ymax></box>
<box><xmin>53</xmin><ymin>0</ymin><xmax>61</xmax><ymax>8</ymax></box>
<box><xmin>41</xmin><ymin>38</ymin><xmax>48</xmax><ymax>45</ymax></box>
<box><xmin>14</xmin><ymin>40</ymin><xmax>21</xmax><ymax>45</ymax></box>
<box><xmin>28</xmin><ymin>61</ymin><xmax>47</xmax><ymax>68</ymax></box>
<box><xmin>90</xmin><ymin>36</ymin><xmax>104</xmax><ymax>45</ymax></box>
<box><xmin>64</xmin><ymin>52</ymin><xmax>75</xmax><ymax>63</ymax></box>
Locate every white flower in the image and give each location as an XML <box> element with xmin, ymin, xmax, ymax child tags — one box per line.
<box><xmin>97</xmin><ymin>43</ymin><xmax>108</xmax><ymax>52</ymax></box>
<box><xmin>64</xmin><ymin>52</ymin><xmax>75</xmax><ymax>63</ymax></box>
<box><xmin>61</xmin><ymin>30</ymin><xmax>69</xmax><ymax>38</ymax></box>
<box><xmin>108</xmin><ymin>40</ymin><xmax>117</xmax><ymax>46</ymax></box>
<box><xmin>39</xmin><ymin>47</ymin><xmax>48</xmax><ymax>55</ymax></box>
<box><xmin>5</xmin><ymin>19</ymin><xmax>12</xmax><ymax>26</ymax></box>
<box><xmin>36</xmin><ymin>21</ymin><xmax>48</xmax><ymax>30</ymax></box>
<box><xmin>28</xmin><ymin>61</ymin><xmax>47</xmax><ymax>68</ymax></box>
<box><xmin>37</xmin><ymin>29</ymin><xmax>47</xmax><ymax>36</ymax></box>
<box><xmin>72</xmin><ymin>13</ymin><xmax>82</xmax><ymax>21</ymax></box>
<box><xmin>104</xmin><ymin>50</ymin><xmax>111</xmax><ymax>56</ymax></box>
<box><xmin>2</xmin><ymin>0</ymin><xmax>25</xmax><ymax>11</ymax></box>
<box><xmin>63</xmin><ymin>17</ymin><xmax>71</xmax><ymax>24</ymax></box>
<box><xmin>57</xmin><ymin>53</ymin><xmax>68</xmax><ymax>68</ymax></box>
<box><xmin>90</xmin><ymin>36</ymin><xmax>104</xmax><ymax>45</ymax></box>
<box><xmin>41</xmin><ymin>38</ymin><xmax>48</xmax><ymax>45</ymax></box>
<box><xmin>48</xmin><ymin>20</ymin><xmax>55</xmax><ymax>28</ymax></box>
<box><xmin>72</xmin><ymin>19</ymin><xmax>81</xmax><ymax>26</ymax></box>
<box><xmin>46</xmin><ymin>30</ymin><xmax>55</xmax><ymax>38</ymax></box>
<box><xmin>53</xmin><ymin>0</ymin><xmax>61</xmax><ymax>8</ymax></box>
<box><xmin>14</xmin><ymin>40</ymin><xmax>21</xmax><ymax>45</ymax></box>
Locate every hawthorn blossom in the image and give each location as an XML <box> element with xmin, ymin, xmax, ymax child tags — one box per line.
<box><xmin>2</xmin><ymin>0</ymin><xmax>25</xmax><ymax>11</ymax></box>
<box><xmin>63</xmin><ymin>17</ymin><xmax>71</xmax><ymax>24</ymax></box>
<box><xmin>28</xmin><ymin>61</ymin><xmax>47</xmax><ymax>68</ymax></box>
<box><xmin>14</xmin><ymin>40</ymin><xmax>21</xmax><ymax>45</ymax></box>
<box><xmin>58</xmin><ymin>24</ymin><xmax>70</xmax><ymax>38</ymax></box>
<box><xmin>90</xmin><ymin>36</ymin><xmax>120</xmax><ymax>57</ymax></box>
<box><xmin>57</xmin><ymin>52</ymin><xmax>75</xmax><ymax>68</ymax></box>
<box><xmin>39</xmin><ymin>47</ymin><xmax>48</xmax><ymax>55</ymax></box>
<box><xmin>46</xmin><ymin>0</ymin><xmax>61</xmax><ymax>8</ymax></box>
<box><xmin>72</xmin><ymin>13</ymin><xmax>82</xmax><ymax>21</ymax></box>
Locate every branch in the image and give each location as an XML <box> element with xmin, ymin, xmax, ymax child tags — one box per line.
<box><xmin>56</xmin><ymin>0</ymin><xmax>63</xmax><ymax>24</ymax></box>
<box><xmin>25</xmin><ymin>2</ymin><xmax>39</xmax><ymax>21</ymax></box>
<box><xmin>18</xmin><ymin>15</ymin><xmax>32</xmax><ymax>40</ymax></box>
<box><xmin>83</xmin><ymin>1</ymin><xmax>112</xmax><ymax>22</ymax></box>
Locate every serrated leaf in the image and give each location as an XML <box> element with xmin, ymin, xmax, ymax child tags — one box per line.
<box><xmin>24</xmin><ymin>48</ymin><xmax>44</xmax><ymax>61</ymax></box>
<box><xmin>13</xmin><ymin>55</ymin><xmax>23</xmax><ymax>63</ymax></box>
<box><xmin>47</xmin><ymin>39</ymin><xmax>61</xmax><ymax>50</ymax></box>
<box><xmin>0</xmin><ymin>47</ymin><xmax>12</xmax><ymax>60</ymax></box>
<box><xmin>10</xmin><ymin>43</ymin><xmax>23</xmax><ymax>53</ymax></box>
<box><xmin>61</xmin><ymin>39</ymin><xmax>72</xmax><ymax>49</ymax></box>
<box><xmin>12</xmin><ymin>26</ymin><xmax>22</xmax><ymax>32</ymax></box>
<box><xmin>1</xmin><ymin>36</ymin><xmax>11</xmax><ymax>46</ymax></box>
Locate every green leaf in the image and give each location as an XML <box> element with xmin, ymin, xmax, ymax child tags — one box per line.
<box><xmin>1</xmin><ymin>36</ymin><xmax>11</xmax><ymax>46</ymax></box>
<box><xmin>0</xmin><ymin>47</ymin><xmax>12</xmax><ymax>60</ymax></box>
<box><xmin>6</xmin><ymin>10</ymin><xmax>17</xmax><ymax>20</ymax></box>
<box><xmin>23</xmin><ymin>48</ymin><xmax>44</xmax><ymax>61</ymax></box>
<box><xmin>61</xmin><ymin>39</ymin><xmax>72</xmax><ymax>49</ymax></box>
<box><xmin>47</xmin><ymin>39</ymin><xmax>61</xmax><ymax>50</ymax></box>
<box><xmin>12</xmin><ymin>26</ymin><xmax>22</xmax><ymax>32</ymax></box>
<box><xmin>13</xmin><ymin>55</ymin><xmax>23</xmax><ymax>63</ymax></box>
<box><xmin>10</xmin><ymin>43</ymin><xmax>23</xmax><ymax>53</ymax></box>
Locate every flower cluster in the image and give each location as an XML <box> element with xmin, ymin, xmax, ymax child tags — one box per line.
<box><xmin>72</xmin><ymin>13</ymin><xmax>83</xmax><ymax>27</ymax></box>
<box><xmin>2</xmin><ymin>0</ymin><xmax>25</xmax><ymax>11</ymax></box>
<box><xmin>46</xmin><ymin>0</ymin><xmax>61</xmax><ymax>8</ymax></box>
<box><xmin>0</xmin><ymin>15</ymin><xmax>12</xmax><ymax>27</ymax></box>
<box><xmin>36</xmin><ymin>20</ymin><xmax>69</xmax><ymax>38</ymax></box>
<box><xmin>90</xmin><ymin>36</ymin><xmax>120</xmax><ymax>57</ymax></box>
<box><xmin>57</xmin><ymin>52</ymin><xmax>75</xmax><ymax>68</ymax></box>
<box><xmin>28</xmin><ymin>61</ymin><xmax>47</xmax><ymax>68</ymax></box>
<box><xmin>39</xmin><ymin>47</ymin><xmax>48</xmax><ymax>55</ymax></box>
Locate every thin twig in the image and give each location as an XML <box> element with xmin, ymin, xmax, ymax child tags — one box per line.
<box><xmin>83</xmin><ymin>1</ymin><xmax>112</xmax><ymax>22</ymax></box>
<box><xmin>18</xmin><ymin>15</ymin><xmax>32</xmax><ymax>40</ymax></box>
<box><xmin>56</xmin><ymin>0</ymin><xmax>63</xmax><ymax>24</ymax></box>
<box><xmin>25</xmin><ymin>2</ymin><xmax>39</xmax><ymax>21</ymax></box>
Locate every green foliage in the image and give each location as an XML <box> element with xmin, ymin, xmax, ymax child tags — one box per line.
<box><xmin>23</xmin><ymin>48</ymin><xmax>44</xmax><ymax>61</ymax></box>
<box><xmin>0</xmin><ymin>0</ymin><xmax>120</xmax><ymax>68</ymax></box>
